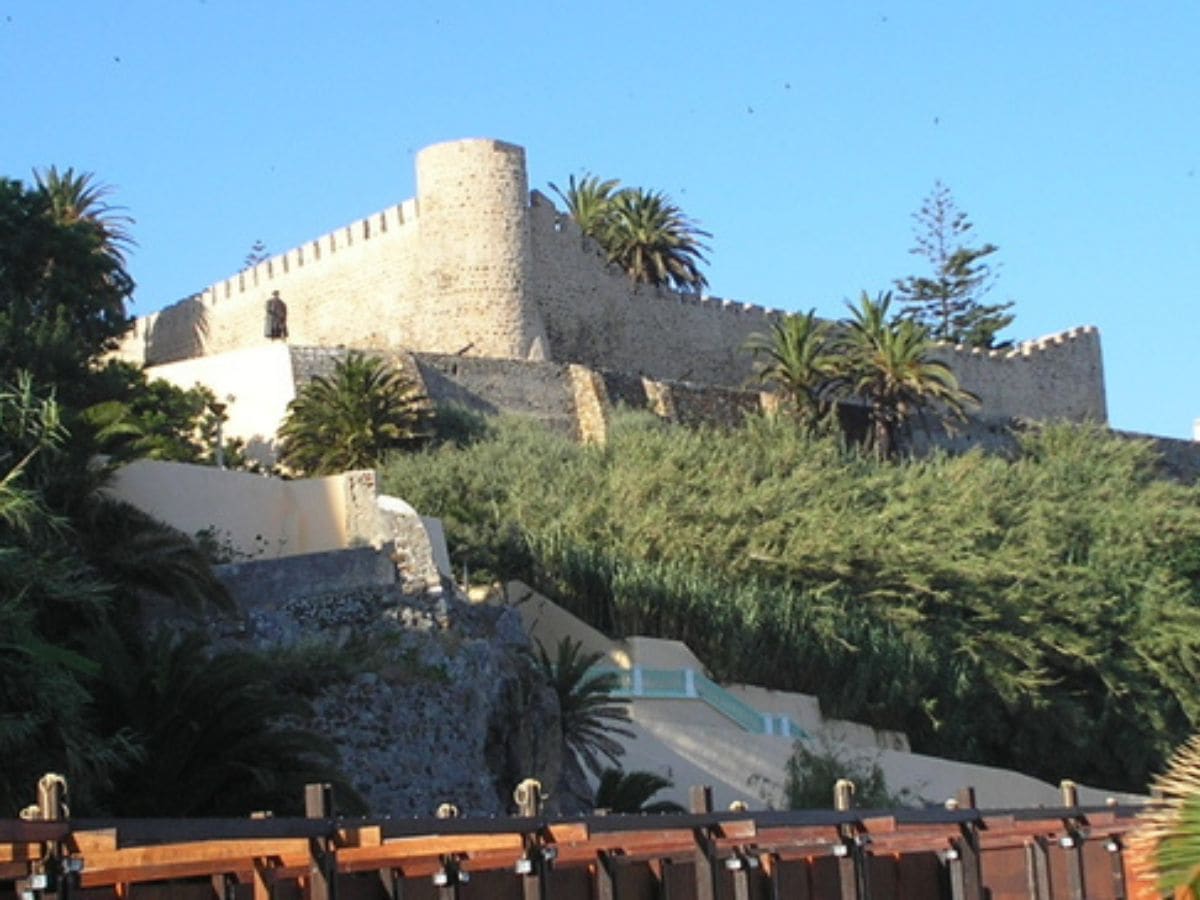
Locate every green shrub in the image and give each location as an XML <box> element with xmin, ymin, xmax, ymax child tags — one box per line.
<box><xmin>380</xmin><ymin>412</ymin><xmax>1200</xmax><ymax>791</ymax></box>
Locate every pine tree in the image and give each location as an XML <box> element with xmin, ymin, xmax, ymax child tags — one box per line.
<box><xmin>894</xmin><ymin>181</ymin><xmax>1014</xmax><ymax>348</ymax></box>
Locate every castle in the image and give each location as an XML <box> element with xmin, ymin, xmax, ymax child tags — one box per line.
<box><xmin>117</xmin><ymin>138</ymin><xmax>1108</xmax><ymax>455</ymax></box>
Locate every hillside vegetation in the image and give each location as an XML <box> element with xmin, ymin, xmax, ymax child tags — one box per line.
<box><xmin>381</xmin><ymin>412</ymin><xmax>1200</xmax><ymax>792</ymax></box>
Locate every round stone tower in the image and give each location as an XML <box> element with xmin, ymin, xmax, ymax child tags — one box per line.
<box><xmin>415</xmin><ymin>139</ymin><xmax>548</xmax><ymax>360</ymax></box>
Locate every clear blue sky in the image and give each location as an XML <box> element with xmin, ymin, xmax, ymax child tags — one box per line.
<box><xmin>3</xmin><ymin>1</ymin><xmax>1197</xmax><ymax>437</ymax></box>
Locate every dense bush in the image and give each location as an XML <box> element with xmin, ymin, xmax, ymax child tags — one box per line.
<box><xmin>380</xmin><ymin>412</ymin><xmax>1200</xmax><ymax>792</ymax></box>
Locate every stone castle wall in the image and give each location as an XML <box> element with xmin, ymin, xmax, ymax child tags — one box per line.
<box><xmin>120</xmin><ymin>137</ymin><xmax>1109</xmax><ymax>427</ymax></box>
<box><xmin>118</xmin><ymin>199</ymin><xmax>423</xmax><ymax>365</ymax></box>
<box><xmin>527</xmin><ymin>191</ymin><xmax>778</xmax><ymax>385</ymax></box>
<box><xmin>931</xmin><ymin>326</ymin><xmax>1107</xmax><ymax>423</ymax></box>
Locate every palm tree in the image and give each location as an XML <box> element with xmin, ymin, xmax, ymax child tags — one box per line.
<box><xmin>34</xmin><ymin>166</ymin><xmax>135</xmax><ymax>262</ymax></box>
<box><xmin>745</xmin><ymin>310</ymin><xmax>837</xmax><ymax>429</ymax></box>
<box><xmin>836</xmin><ymin>292</ymin><xmax>978</xmax><ymax>459</ymax></box>
<box><xmin>604</xmin><ymin>188</ymin><xmax>710</xmax><ymax>293</ymax></box>
<box><xmin>0</xmin><ymin>376</ymin><xmax>132</xmax><ymax>813</ymax></box>
<box><xmin>277</xmin><ymin>353</ymin><xmax>430</xmax><ymax>476</ymax></box>
<box><xmin>1131</xmin><ymin>734</ymin><xmax>1200</xmax><ymax>896</ymax></box>
<box><xmin>95</xmin><ymin>630</ymin><xmax>364</xmax><ymax>816</ymax></box>
<box><xmin>549</xmin><ymin>173</ymin><xmax>621</xmax><ymax>243</ymax></box>
<box><xmin>537</xmin><ymin>636</ymin><xmax>634</xmax><ymax>778</ymax></box>
<box><xmin>594</xmin><ymin>768</ymin><xmax>685</xmax><ymax>814</ymax></box>
<box><xmin>551</xmin><ymin>176</ymin><xmax>711</xmax><ymax>293</ymax></box>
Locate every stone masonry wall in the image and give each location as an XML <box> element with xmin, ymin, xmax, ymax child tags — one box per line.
<box><xmin>121</xmin><ymin>136</ymin><xmax>1109</xmax><ymax>430</ymax></box>
<box><xmin>931</xmin><ymin>326</ymin><xmax>1107</xmax><ymax>423</ymax></box>
<box><xmin>527</xmin><ymin>191</ymin><xmax>779</xmax><ymax>385</ymax></box>
<box><xmin>118</xmin><ymin>200</ymin><xmax>422</xmax><ymax>365</ymax></box>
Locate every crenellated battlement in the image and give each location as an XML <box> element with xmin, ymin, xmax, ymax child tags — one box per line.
<box><xmin>119</xmin><ymin>137</ymin><xmax>1107</xmax><ymax>428</ymax></box>
<box><xmin>947</xmin><ymin>324</ymin><xmax>1101</xmax><ymax>360</ymax></box>
<box><xmin>155</xmin><ymin>198</ymin><xmax>421</xmax><ymax>315</ymax></box>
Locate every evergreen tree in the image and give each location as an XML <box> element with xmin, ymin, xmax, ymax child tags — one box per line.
<box><xmin>894</xmin><ymin>181</ymin><xmax>1014</xmax><ymax>348</ymax></box>
<box><xmin>243</xmin><ymin>238</ymin><xmax>269</xmax><ymax>269</ymax></box>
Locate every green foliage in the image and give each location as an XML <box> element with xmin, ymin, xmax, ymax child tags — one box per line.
<box><xmin>594</xmin><ymin>768</ymin><xmax>685</xmax><ymax>814</ymax></box>
<box><xmin>34</xmin><ymin>165</ymin><xmax>135</xmax><ymax>263</ymax></box>
<box><xmin>744</xmin><ymin>295</ymin><xmax>978</xmax><ymax>456</ymax></box>
<box><xmin>0</xmin><ymin>178</ymin><xmax>133</xmax><ymax>396</ymax></box>
<box><xmin>278</xmin><ymin>353</ymin><xmax>431</xmax><ymax>476</ymax></box>
<box><xmin>837</xmin><ymin>291</ymin><xmax>978</xmax><ymax>458</ymax></box>
<box><xmin>1133</xmin><ymin>734</ymin><xmax>1200</xmax><ymax>894</ymax></box>
<box><xmin>430</xmin><ymin>401</ymin><xmax>494</xmax><ymax>449</ymax></box>
<box><xmin>537</xmin><ymin>636</ymin><xmax>634</xmax><ymax>778</ymax></box>
<box><xmin>783</xmin><ymin>738</ymin><xmax>915</xmax><ymax>810</ymax></box>
<box><xmin>94</xmin><ymin>630</ymin><xmax>364</xmax><ymax>816</ymax></box>
<box><xmin>745</xmin><ymin>309</ymin><xmax>836</xmax><ymax>430</ymax></box>
<box><xmin>82</xmin><ymin>361</ymin><xmax>225</xmax><ymax>464</ymax></box>
<box><xmin>550</xmin><ymin>174</ymin><xmax>620</xmax><ymax>242</ymax></box>
<box><xmin>382</xmin><ymin>413</ymin><xmax>1200</xmax><ymax>791</ymax></box>
<box><xmin>551</xmin><ymin>175</ymin><xmax>710</xmax><ymax>292</ymax></box>
<box><xmin>894</xmin><ymin>181</ymin><xmax>1014</xmax><ymax>348</ymax></box>
<box><xmin>0</xmin><ymin>171</ymin><xmax>363</xmax><ymax>814</ymax></box>
<box><xmin>0</xmin><ymin>378</ymin><xmax>132</xmax><ymax>813</ymax></box>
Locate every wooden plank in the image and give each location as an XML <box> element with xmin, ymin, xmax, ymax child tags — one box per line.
<box><xmin>0</xmin><ymin>842</ymin><xmax>43</xmax><ymax>863</ymax></box>
<box><xmin>80</xmin><ymin>839</ymin><xmax>312</xmax><ymax>887</ymax></box>
<box><xmin>251</xmin><ymin>857</ymin><xmax>271</xmax><ymax>900</ymax></box>
<box><xmin>83</xmin><ymin>860</ymin><xmax>251</xmax><ymax>887</ymax></box>
<box><xmin>338</xmin><ymin>825</ymin><xmax>382</xmax><ymax>848</ymax></box>
<box><xmin>547</xmin><ymin>822</ymin><xmax>589</xmax><ymax>843</ymax></box>
<box><xmin>69</xmin><ymin>828</ymin><xmax>118</xmax><ymax>853</ymax></box>
<box><xmin>0</xmin><ymin>861</ymin><xmax>34</xmax><ymax>880</ymax></box>
<box><xmin>716</xmin><ymin>819</ymin><xmax>757</xmax><ymax>841</ymax></box>
<box><xmin>338</xmin><ymin>832</ymin><xmax>522</xmax><ymax>863</ymax></box>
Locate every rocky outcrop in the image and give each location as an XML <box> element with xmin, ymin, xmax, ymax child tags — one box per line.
<box><xmin>211</xmin><ymin>566</ymin><xmax>576</xmax><ymax>816</ymax></box>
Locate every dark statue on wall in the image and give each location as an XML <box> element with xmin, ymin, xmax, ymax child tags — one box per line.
<box><xmin>264</xmin><ymin>290</ymin><xmax>288</xmax><ymax>340</ymax></box>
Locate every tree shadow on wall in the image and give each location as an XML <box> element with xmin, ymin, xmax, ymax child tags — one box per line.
<box><xmin>143</xmin><ymin>295</ymin><xmax>210</xmax><ymax>365</ymax></box>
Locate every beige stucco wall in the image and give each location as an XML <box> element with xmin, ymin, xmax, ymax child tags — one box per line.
<box><xmin>143</xmin><ymin>343</ymin><xmax>298</xmax><ymax>464</ymax></box>
<box><xmin>106</xmin><ymin>461</ymin><xmax>383</xmax><ymax>560</ymax></box>
<box><xmin>506</xmin><ymin>581</ymin><xmax>1141</xmax><ymax>810</ymax></box>
<box><xmin>624</xmin><ymin>716</ymin><xmax>1142</xmax><ymax>811</ymax></box>
<box><xmin>507</xmin><ymin>583</ymin><xmax>631</xmax><ymax>668</ymax></box>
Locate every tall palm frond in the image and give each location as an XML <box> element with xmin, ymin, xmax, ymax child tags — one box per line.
<box><xmin>836</xmin><ymin>291</ymin><xmax>977</xmax><ymax>458</ymax></box>
<box><xmin>604</xmin><ymin>188</ymin><xmax>711</xmax><ymax>293</ymax></box>
<box><xmin>34</xmin><ymin>166</ymin><xmax>135</xmax><ymax>262</ymax></box>
<box><xmin>277</xmin><ymin>353</ymin><xmax>431</xmax><ymax>476</ymax></box>
<box><xmin>537</xmin><ymin>636</ymin><xmax>633</xmax><ymax>778</ymax></box>
<box><xmin>76</xmin><ymin>496</ymin><xmax>232</xmax><ymax>616</ymax></box>
<box><xmin>96</xmin><ymin>629</ymin><xmax>364</xmax><ymax>816</ymax></box>
<box><xmin>745</xmin><ymin>310</ymin><xmax>836</xmax><ymax>428</ymax></box>
<box><xmin>549</xmin><ymin>174</ymin><xmax>621</xmax><ymax>242</ymax></box>
<box><xmin>1131</xmin><ymin>734</ymin><xmax>1200</xmax><ymax>896</ymax></box>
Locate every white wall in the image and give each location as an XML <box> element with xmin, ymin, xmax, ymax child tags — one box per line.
<box><xmin>145</xmin><ymin>343</ymin><xmax>298</xmax><ymax>465</ymax></box>
<box><xmin>107</xmin><ymin>461</ymin><xmax>382</xmax><ymax>560</ymax></box>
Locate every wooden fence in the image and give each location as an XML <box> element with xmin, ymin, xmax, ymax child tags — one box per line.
<box><xmin>2</xmin><ymin>783</ymin><xmax>1148</xmax><ymax>900</ymax></box>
